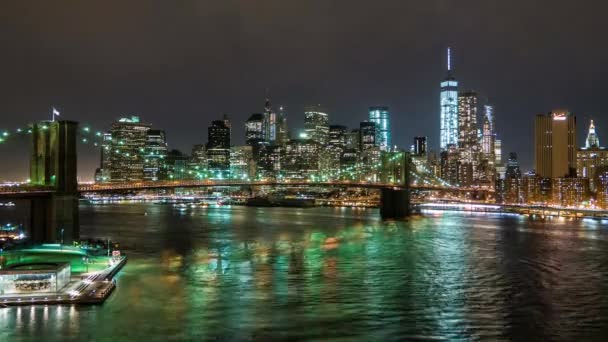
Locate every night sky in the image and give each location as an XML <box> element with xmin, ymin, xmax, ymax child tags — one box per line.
<box><xmin>1</xmin><ymin>0</ymin><xmax>607</xmax><ymax>181</ymax></box>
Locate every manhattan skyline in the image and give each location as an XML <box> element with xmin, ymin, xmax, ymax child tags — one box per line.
<box><xmin>1</xmin><ymin>0</ymin><xmax>607</xmax><ymax>180</ymax></box>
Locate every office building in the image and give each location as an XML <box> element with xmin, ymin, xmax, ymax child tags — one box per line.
<box><xmin>143</xmin><ymin>130</ymin><xmax>168</xmax><ymax>181</ymax></box>
<box><xmin>276</xmin><ymin>106</ymin><xmax>289</xmax><ymax>146</ymax></box>
<box><xmin>369</xmin><ymin>106</ymin><xmax>391</xmax><ymax>151</ymax></box>
<box><xmin>360</xmin><ymin>121</ymin><xmax>377</xmax><ymax>150</ymax></box>
<box><xmin>207</xmin><ymin>119</ymin><xmax>231</xmax><ymax>177</ymax></box>
<box><xmin>596</xmin><ymin>166</ymin><xmax>608</xmax><ymax>209</ymax></box>
<box><xmin>282</xmin><ymin>139</ymin><xmax>320</xmax><ymax>179</ymax></box>
<box><xmin>551</xmin><ymin>177</ymin><xmax>590</xmax><ymax>207</ymax></box>
<box><xmin>106</xmin><ymin>116</ymin><xmax>151</xmax><ymax>182</ymax></box>
<box><xmin>577</xmin><ymin>120</ymin><xmax>607</xmax><ymax>191</ymax></box>
<box><xmin>535</xmin><ymin>110</ymin><xmax>577</xmax><ymax>178</ymax></box>
<box><xmin>413</xmin><ymin>136</ymin><xmax>427</xmax><ymax>156</ymax></box>
<box><xmin>346</xmin><ymin>129</ymin><xmax>361</xmax><ymax>151</ymax></box>
<box><xmin>304</xmin><ymin>105</ymin><xmax>329</xmax><ymax>145</ymax></box>
<box><xmin>189</xmin><ymin>144</ymin><xmax>208</xmax><ymax>179</ymax></box>
<box><xmin>230</xmin><ymin>145</ymin><xmax>255</xmax><ymax>180</ymax></box>
<box><xmin>165</xmin><ymin>149</ymin><xmax>190</xmax><ymax>180</ymax></box>
<box><xmin>264</xmin><ymin>97</ymin><xmax>276</xmax><ymax>142</ymax></box>
<box><xmin>245</xmin><ymin>113</ymin><xmax>265</xmax><ymax>145</ymax></box>
<box><xmin>440</xmin><ymin>144</ymin><xmax>459</xmax><ymax>185</ymax></box>
<box><xmin>440</xmin><ymin>47</ymin><xmax>459</xmax><ymax>150</ymax></box>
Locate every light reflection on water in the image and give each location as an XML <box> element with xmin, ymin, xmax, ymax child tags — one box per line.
<box><xmin>2</xmin><ymin>205</ymin><xmax>608</xmax><ymax>340</ymax></box>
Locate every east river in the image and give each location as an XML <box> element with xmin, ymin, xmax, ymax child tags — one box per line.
<box><xmin>2</xmin><ymin>204</ymin><xmax>608</xmax><ymax>341</ymax></box>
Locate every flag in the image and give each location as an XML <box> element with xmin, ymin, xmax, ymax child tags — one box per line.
<box><xmin>53</xmin><ymin>107</ymin><xmax>60</xmax><ymax>116</ymax></box>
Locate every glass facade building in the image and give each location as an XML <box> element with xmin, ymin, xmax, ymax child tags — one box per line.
<box><xmin>440</xmin><ymin>48</ymin><xmax>458</xmax><ymax>151</ymax></box>
<box><xmin>368</xmin><ymin>106</ymin><xmax>391</xmax><ymax>151</ymax></box>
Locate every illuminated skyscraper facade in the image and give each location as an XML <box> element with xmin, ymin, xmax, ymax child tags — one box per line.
<box><xmin>369</xmin><ymin>106</ymin><xmax>391</xmax><ymax>151</ymax></box>
<box><xmin>440</xmin><ymin>48</ymin><xmax>458</xmax><ymax>150</ymax></box>
<box><xmin>304</xmin><ymin>105</ymin><xmax>329</xmax><ymax>145</ymax></box>
<box><xmin>535</xmin><ymin>110</ymin><xmax>577</xmax><ymax>179</ymax></box>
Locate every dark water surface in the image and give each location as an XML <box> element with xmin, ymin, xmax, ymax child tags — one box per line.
<box><xmin>2</xmin><ymin>204</ymin><xmax>608</xmax><ymax>341</ymax></box>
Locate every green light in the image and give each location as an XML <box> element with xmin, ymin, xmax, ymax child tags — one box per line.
<box><xmin>83</xmin><ymin>127</ymin><xmax>90</xmax><ymax>132</ymax></box>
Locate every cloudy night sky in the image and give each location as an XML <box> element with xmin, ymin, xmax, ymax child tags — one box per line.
<box><xmin>1</xmin><ymin>0</ymin><xmax>607</xmax><ymax>181</ymax></box>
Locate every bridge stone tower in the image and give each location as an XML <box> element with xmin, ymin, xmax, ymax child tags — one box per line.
<box><xmin>29</xmin><ymin>120</ymin><xmax>79</xmax><ymax>243</ymax></box>
<box><xmin>379</xmin><ymin>151</ymin><xmax>411</xmax><ymax>219</ymax></box>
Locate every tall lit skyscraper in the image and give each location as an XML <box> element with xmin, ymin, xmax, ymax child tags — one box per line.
<box><xmin>457</xmin><ymin>91</ymin><xmax>479</xmax><ymax>185</ymax></box>
<box><xmin>481</xmin><ymin>105</ymin><xmax>495</xmax><ymax>157</ymax></box>
<box><xmin>304</xmin><ymin>105</ymin><xmax>329</xmax><ymax>145</ymax></box>
<box><xmin>369</xmin><ymin>106</ymin><xmax>391</xmax><ymax>151</ymax></box>
<box><xmin>143</xmin><ymin>129</ymin><xmax>167</xmax><ymax>181</ymax></box>
<box><xmin>577</xmin><ymin>120</ymin><xmax>607</xmax><ymax>190</ymax></box>
<box><xmin>440</xmin><ymin>47</ymin><xmax>459</xmax><ymax>150</ymax></box>
<box><xmin>535</xmin><ymin>110</ymin><xmax>577</xmax><ymax>178</ymax></box>
<box><xmin>245</xmin><ymin>113</ymin><xmax>264</xmax><ymax>145</ymax></box>
<box><xmin>276</xmin><ymin>106</ymin><xmax>289</xmax><ymax>146</ymax></box>
<box><xmin>586</xmin><ymin>119</ymin><xmax>600</xmax><ymax>148</ymax></box>
<box><xmin>359</xmin><ymin>121</ymin><xmax>377</xmax><ymax>150</ymax></box>
<box><xmin>207</xmin><ymin>119</ymin><xmax>231</xmax><ymax>176</ymax></box>
<box><xmin>264</xmin><ymin>97</ymin><xmax>276</xmax><ymax>142</ymax></box>
<box><xmin>107</xmin><ymin>116</ymin><xmax>151</xmax><ymax>182</ymax></box>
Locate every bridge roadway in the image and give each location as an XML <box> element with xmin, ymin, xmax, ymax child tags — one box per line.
<box><xmin>0</xmin><ymin>180</ymin><xmax>488</xmax><ymax>197</ymax></box>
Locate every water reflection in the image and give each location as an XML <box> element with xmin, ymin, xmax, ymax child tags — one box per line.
<box><xmin>2</xmin><ymin>205</ymin><xmax>608</xmax><ymax>340</ymax></box>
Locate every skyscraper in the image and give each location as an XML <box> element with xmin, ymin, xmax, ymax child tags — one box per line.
<box><xmin>457</xmin><ymin>91</ymin><xmax>479</xmax><ymax>186</ymax></box>
<box><xmin>577</xmin><ymin>120</ymin><xmax>607</xmax><ymax>190</ymax></box>
<box><xmin>413</xmin><ymin>136</ymin><xmax>427</xmax><ymax>156</ymax></box>
<box><xmin>264</xmin><ymin>97</ymin><xmax>276</xmax><ymax>142</ymax></box>
<box><xmin>304</xmin><ymin>105</ymin><xmax>329</xmax><ymax>145</ymax></box>
<box><xmin>535</xmin><ymin>110</ymin><xmax>577</xmax><ymax>178</ymax></box>
<box><xmin>359</xmin><ymin>121</ymin><xmax>377</xmax><ymax>150</ymax></box>
<box><xmin>369</xmin><ymin>106</ymin><xmax>391</xmax><ymax>151</ymax></box>
<box><xmin>276</xmin><ymin>106</ymin><xmax>289</xmax><ymax>146</ymax></box>
<box><xmin>207</xmin><ymin>119</ymin><xmax>231</xmax><ymax>176</ymax></box>
<box><xmin>481</xmin><ymin>105</ymin><xmax>495</xmax><ymax>157</ymax></box>
<box><xmin>586</xmin><ymin>119</ymin><xmax>600</xmax><ymax>148</ymax></box>
<box><xmin>245</xmin><ymin>113</ymin><xmax>264</xmax><ymax>145</ymax></box>
<box><xmin>107</xmin><ymin>116</ymin><xmax>151</xmax><ymax>182</ymax></box>
<box><xmin>143</xmin><ymin>129</ymin><xmax>167</xmax><ymax>181</ymax></box>
<box><xmin>440</xmin><ymin>47</ymin><xmax>459</xmax><ymax>150</ymax></box>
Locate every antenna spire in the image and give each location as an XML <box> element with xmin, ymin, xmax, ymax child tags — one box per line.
<box><xmin>447</xmin><ymin>47</ymin><xmax>452</xmax><ymax>71</ymax></box>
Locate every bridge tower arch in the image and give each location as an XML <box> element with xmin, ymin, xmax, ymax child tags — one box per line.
<box><xmin>379</xmin><ymin>151</ymin><xmax>411</xmax><ymax>219</ymax></box>
<box><xmin>29</xmin><ymin>120</ymin><xmax>79</xmax><ymax>243</ymax></box>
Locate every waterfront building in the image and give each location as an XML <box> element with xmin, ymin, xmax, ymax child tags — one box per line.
<box><xmin>282</xmin><ymin>139</ymin><xmax>320</xmax><ymax>180</ymax></box>
<box><xmin>551</xmin><ymin>177</ymin><xmax>590</xmax><ymax>207</ymax></box>
<box><xmin>106</xmin><ymin>116</ymin><xmax>151</xmax><ymax>182</ymax></box>
<box><xmin>520</xmin><ymin>172</ymin><xmax>549</xmax><ymax>205</ymax></box>
<box><xmin>340</xmin><ymin>149</ymin><xmax>359</xmax><ymax>181</ymax></box>
<box><xmin>535</xmin><ymin>110</ymin><xmax>577</xmax><ymax>179</ymax></box>
<box><xmin>359</xmin><ymin>147</ymin><xmax>382</xmax><ymax>182</ymax></box>
<box><xmin>504</xmin><ymin>152</ymin><xmax>522</xmax><ymax>204</ymax></box>
<box><xmin>440</xmin><ymin>144</ymin><xmax>459</xmax><ymax>185</ymax></box>
<box><xmin>95</xmin><ymin>132</ymin><xmax>113</xmax><ymax>183</ymax></box>
<box><xmin>369</xmin><ymin>106</ymin><xmax>391</xmax><ymax>151</ymax></box>
<box><xmin>322</xmin><ymin>125</ymin><xmax>348</xmax><ymax>180</ymax></box>
<box><xmin>576</xmin><ymin>120</ymin><xmax>608</xmax><ymax>191</ymax></box>
<box><xmin>189</xmin><ymin>144</ymin><xmax>208</xmax><ymax>179</ymax></box>
<box><xmin>360</xmin><ymin>121</ymin><xmax>377</xmax><ymax>150</ymax></box>
<box><xmin>0</xmin><ymin>262</ymin><xmax>71</xmax><ymax>295</ymax></box>
<box><xmin>143</xmin><ymin>129</ymin><xmax>167</xmax><ymax>181</ymax></box>
<box><xmin>257</xmin><ymin>144</ymin><xmax>282</xmax><ymax>179</ymax></box>
<box><xmin>440</xmin><ymin>47</ymin><xmax>459</xmax><ymax>150</ymax></box>
<box><xmin>207</xmin><ymin>119</ymin><xmax>231</xmax><ymax>177</ymax></box>
<box><xmin>596</xmin><ymin>166</ymin><xmax>608</xmax><ymax>209</ymax></box>
<box><xmin>230</xmin><ymin>145</ymin><xmax>255</xmax><ymax>180</ymax></box>
<box><xmin>304</xmin><ymin>105</ymin><xmax>329</xmax><ymax>145</ymax></box>
<box><xmin>165</xmin><ymin>149</ymin><xmax>189</xmax><ymax>180</ymax></box>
